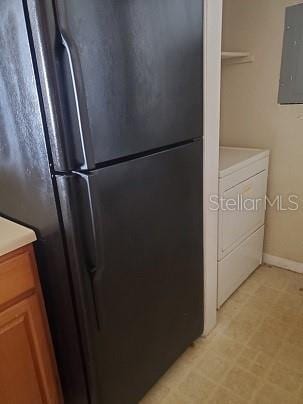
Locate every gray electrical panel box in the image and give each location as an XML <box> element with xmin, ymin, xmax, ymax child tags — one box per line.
<box><xmin>279</xmin><ymin>3</ymin><xmax>303</xmax><ymax>104</ymax></box>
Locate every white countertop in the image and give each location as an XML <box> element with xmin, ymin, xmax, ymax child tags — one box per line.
<box><xmin>219</xmin><ymin>146</ymin><xmax>270</xmax><ymax>178</ymax></box>
<box><xmin>0</xmin><ymin>217</ymin><xmax>36</xmax><ymax>257</ymax></box>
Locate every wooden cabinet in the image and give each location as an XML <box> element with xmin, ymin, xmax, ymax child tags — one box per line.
<box><xmin>0</xmin><ymin>245</ymin><xmax>62</xmax><ymax>404</ymax></box>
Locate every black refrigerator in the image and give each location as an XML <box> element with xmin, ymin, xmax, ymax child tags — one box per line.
<box><xmin>0</xmin><ymin>0</ymin><xmax>203</xmax><ymax>403</ymax></box>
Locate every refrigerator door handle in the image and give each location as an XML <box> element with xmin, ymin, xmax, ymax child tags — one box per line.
<box><xmin>77</xmin><ymin>172</ymin><xmax>105</xmax><ymax>276</ymax></box>
<box><xmin>56</xmin><ymin>173</ymin><xmax>104</xmax><ymax>343</ymax></box>
<box><xmin>59</xmin><ymin>32</ymin><xmax>95</xmax><ymax>170</ymax></box>
<box><xmin>53</xmin><ymin>0</ymin><xmax>95</xmax><ymax>170</ymax></box>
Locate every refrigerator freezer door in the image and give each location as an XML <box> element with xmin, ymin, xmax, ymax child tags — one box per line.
<box><xmin>53</xmin><ymin>0</ymin><xmax>203</xmax><ymax>168</ymax></box>
<box><xmin>61</xmin><ymin>141</ymin><xmax>204</xmax><ymax>404</ymax></box>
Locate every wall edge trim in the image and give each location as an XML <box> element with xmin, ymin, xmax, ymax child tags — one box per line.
<box><xmin>263</xmin><ymin>253</ymin><xmax>303</xmax><ymax>274</ymax></box>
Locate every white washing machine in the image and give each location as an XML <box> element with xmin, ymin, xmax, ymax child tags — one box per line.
<box><xmin>217</xmin><ymin>147</ymin><xmax>270</xmax><ymax>307</ymax></box>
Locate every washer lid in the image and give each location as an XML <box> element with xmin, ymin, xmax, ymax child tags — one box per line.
<box><xmin>219</xmin><ymin>147</ymin><xmax>270</xmax><ymax>178</ymax></box>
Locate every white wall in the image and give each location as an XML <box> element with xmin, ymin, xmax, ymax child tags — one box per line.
<box><xmin>203</xmin><ymin>0</ymin><xmax>222</xmax><ymax>335</ymax></box>
<box><xmin>221</xmin><ymin>0</ymin><xmax>303</xmax><ymax>264</ymax></box>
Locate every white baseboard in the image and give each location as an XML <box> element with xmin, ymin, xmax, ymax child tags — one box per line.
<box><xmin>263</xmin><ymin>254</ymin><xmax>303</xmax><ymax>274</ymax></box>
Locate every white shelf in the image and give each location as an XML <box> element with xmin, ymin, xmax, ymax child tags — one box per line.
<box><xmin>221</xmin><ymin>51</ymin><xmax>250</xmax><ymax>59</ymax></box>
<box><xmin>221</xmin><ymin>51</ymin><xmax>254</xmax><ymax>65</ymax></box>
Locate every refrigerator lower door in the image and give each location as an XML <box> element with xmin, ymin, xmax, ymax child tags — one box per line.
<box><xmin>60</xmin><ymin>141</ymin><xmax>204</xmax><ymax>404</ymax></box>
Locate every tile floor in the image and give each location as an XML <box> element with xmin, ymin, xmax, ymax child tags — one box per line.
<box><xmin>140</xmin><ymin>265</ymin><xmax>303</xmax><ymax>403</ymax></box>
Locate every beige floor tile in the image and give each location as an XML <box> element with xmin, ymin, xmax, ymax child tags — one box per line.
<box><xmin>236</xmin><ymin>346</ymin><xmax>259</xmax><ymax>366</ymax></box>
<box><xmin>252</xmin><ymin>383</ymin><xmax>298</xmax><ymax>404</ymax></box>
<box><xmin>247</xmin><ymin>333</ymin><xmax>281</xmax><ymax>356</ymax></box>
<box><xmin>295</xmin><ymin>386</ymin><xmax>303</xmax><ymax>403</ymax></box>
<box><xmin>193</xmin><ymin>335</ymin><xmax>217</xmax><ymax>353</ymax></box>
<box><xmin>159</xmin><ymin>356</ymin><xmax>192</xmax><ymax>388</ymax></box>
<box><xmin>206</xmin><ymin>334</ymin><xmax>243</xmax><ymax>361</ymax></box>
<box><xmin>139</xmin><ymin>267</ymin><xmax>303</xmax><ymax>404</ymax></box>
<box><xmin>218</xmin><ymin>297</ymin><xmax>240</xmax><ymax>315</ymax></box>
<box><xmin>208</xmin><ymin>386</ymin><xmax>246</xmax><ymax>404</ymax></box>
<box><xmin>256</xmin><ymin>266</ymin><xmax>292</xmax><ymax>291</ymax></box>
<box><xmin>249</xmin><ymin>266</ymin><xmax>264</xmax><ymax>280</ymax></box>
<box><xmin>228</xmin><ymin>288</ymin><xmax>251</xmax><ymax>305</ymax></box>
<box><xmin>268</xmin><ymin>298</ymin><xmax>302</xmax><ymax>326</ymax></box>
<box><xmin>250</xmin><ymin>351</ymin><xmax>273</xmax><ymax>377</ymax></box>
<box><xmin>162</xmin><ymin>392</ymin><xmax>190</xmax><ymax>404</ymax></box>
<box><xmin>236</xmin><ymin>272</ymin><xmax>261</xmax><ymax>296</ymax></box>
<box><xmin>217</xmin><ymin>305</ymin><xmax>240</xmax><ymax>326</ymax></box>
<box><xmin>196</xmin><ymin>350</ymin><xmax>231</xmax><ymax>382</ymax></box>
<box><xmin>210</xmin><ymin>317</ymin><xmax>231</xmax><ymax>337</ymax></box>
<box><xmin>276</xmin><ymin>343</ymin><xmax>303</xmax><ymax>372</ymax></box>
<box><xmin>245</xmin><ymin>285</ymin><xmax>281</xmax><ymax>312</ymax></box>
<box><xmin>267</xmin><ymin>361</ymin><xmax>303</xmax><ymax>393</ymax></box>
<box><xmin>263</xmin><ymin>315</ymin><xmax>290</xmax><ymax>335</ymax></box>
<box><xmin>275</xmin><ymin>291</ymin><xmax>303</xmax><ymax>312</ymax></box>
<box><xmin>222</xmin><ymin>306</ymin><xmax>264</xmax><ymax>343</ymax></box>
<box><xmin>193</xmin><ymin>338</ymin><xmax>212</xmax><ymax>355</ymax></box>
<box><xmin>222</xmin><ymin>365</ymin><xmax>259</xmax><ymax>400</ymax></box>
<box><xmin>284</xmin><ymin>276</ymin><xmax>303</xmax><ymax>295</ymax></box>
<box><xmin>250</xmin><ymin>266</ymin><xmax>275</xmax><ymax>284</ymax></box>
<box><xmin>288</xmin><ymin>325</ymin><xmax>303</xmax><ymax>348</ymax></box>
<box><xmin>247</xmin><ymin>319</ymin><xmax>284</xmax><ymax>356</ymax></box>
<box><xmin>178</xmin><ymin>370</ymin><xmax>216</xmax><ymax>402</ymax></box>
<box><xmin>180</xmin><ymin>344</ymin><xmax>208</xmax><ymax>367</ymax></box>
<box><xmin>141</xmin><ymin>384</ymin><xmax>170</xmax><ymax>404</ymax></box>
<box><xmin>235</xmin><ymin>347</ymin><xmax>273</xmax><ymax>378</ymax></box>
<box><xmin>221</xmin><ymin>317</ymin><xmax>256</xmax><ymax>344</ymax></box>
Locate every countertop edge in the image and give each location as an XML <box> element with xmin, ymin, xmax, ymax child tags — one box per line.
<box><xmin>0</xmin><ymin>217</ymin><xmax>37</xmax><ymax>258</ymax></box>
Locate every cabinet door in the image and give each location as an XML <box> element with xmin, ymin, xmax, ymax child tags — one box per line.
<box><xmin>0</xmin><ymin>295</ymin><xmax>61</xmax><ymax>404</ymax></box>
